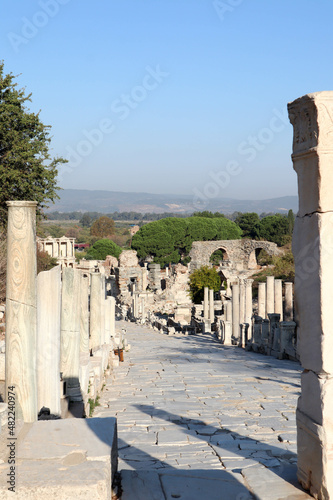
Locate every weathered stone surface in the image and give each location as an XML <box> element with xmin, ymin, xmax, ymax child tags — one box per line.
<box><xmin>37</xmin><ymin>265</ymin><xmax>61</xmax><ymax>416</ymax></box>
<box><xmin>119</xmin><ymin>250</ymin><xmax>139</xmax><ymax>267</ymax></box>
<box><xmin>292</xmin><ymin>213</ymin><xmax>333</xmax><ymax>374</ymax></box>
<box><xmin>6</xmin><ymin>201</ymin><xmax>38</xmax><ymax>423</ymax></box>
<box><xmin>189</xmin><ymin>240</ymin><xmax>279</xmax><ymax>271</ymax></box>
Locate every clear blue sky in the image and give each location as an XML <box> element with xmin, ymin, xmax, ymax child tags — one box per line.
<box><xmin>2</xmin><ymin>0</ymin><xmax>333</xmax><ymax>200</ymax></box>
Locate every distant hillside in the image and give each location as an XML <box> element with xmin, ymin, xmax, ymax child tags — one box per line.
<box><xmin>47</xmin><ymin>189</ymin><xmax>298</xmax><ymax>215</ymax></box>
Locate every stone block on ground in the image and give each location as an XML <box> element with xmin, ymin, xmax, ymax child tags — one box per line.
<box><xmin>0</xmin><ymin>417</ymin><xmax>118</xmax><ymax>498</ymax></box>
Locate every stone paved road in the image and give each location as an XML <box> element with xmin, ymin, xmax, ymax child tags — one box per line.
<box><xmin>95</xmin><ymin>321</ymin><xmax>311</xmax><ymax>500</ymax></box>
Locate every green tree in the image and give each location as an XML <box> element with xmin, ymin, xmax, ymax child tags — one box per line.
<box><xmin>90</xmin><ymin>216</ymin><xmax>115</xmax><ymax>238</ymax></box>
<box><xmin>287</xmin><ymin>209</ymin><xmax>295</xmax><ymax>235</ymax></box>
<box><xmin>259</xmin><ymin>214</ymin><xmax>290</xmax><ymax>246</ymax></box>
<box><xmin>80</xmin><ymin>213</ymin><xmax>92</xmax><ymax>227</ymax></box>
<box><xmin>235</xmin><ymin>212</ymin><xmax>261</xmax><ymax>239</ymax></box>
<box><xmin>189</xmin><ymin>266</ymin><xmax>221</xmax><ymax>304</ymax></box>
<box><xmin>132</xmin><ymin>216</ymin><xmax>242</xmax><ymax>267</ymax></box>
<box><xmin>86</xmin><ymin>239</ymin><xmax>122</xmax><ymax>260</ymax></box>
<box><xmin>0</xmin><ymin>62</ymin><xmax>66</xmax><ymax>226</ymax></box>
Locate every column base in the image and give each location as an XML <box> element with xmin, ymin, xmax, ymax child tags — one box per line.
<box><xmin>297</xmin><ymin>408</ymin><xmax>333</xmax><ymax>499</ymax></box>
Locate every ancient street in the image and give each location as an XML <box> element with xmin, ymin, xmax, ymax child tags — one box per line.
<box><xmin>95</xmin><ymin>321</ymin><xmax>311</xmax><ymax>500</ymax></box>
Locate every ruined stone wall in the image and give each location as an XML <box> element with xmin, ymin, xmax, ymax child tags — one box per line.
<box><xmin>189</xmin><ymin>239</ymin><xmax>280</xmax><ymax>271</ymax></box>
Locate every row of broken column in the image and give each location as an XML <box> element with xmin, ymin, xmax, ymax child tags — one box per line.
<box><xmin>216</xmin><ymin>276</ymin><xmax>296</xmax><ymax>359</ymax></box>
<box><xmin>5</xmin><ymin>201</ymin><xmax>116</xmax><ymax>423</ymax></box>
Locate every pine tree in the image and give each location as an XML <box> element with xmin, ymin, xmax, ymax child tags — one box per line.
<box><xmin>0</xmin><ymin>62</ymin><xmax>66</xmax><ymax>226</ymax></box>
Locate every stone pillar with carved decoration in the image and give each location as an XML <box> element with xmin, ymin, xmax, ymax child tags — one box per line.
<box><xmin>289</xmin><ymin>91</ymin><xmax>333</xmax><ymax>498</ymax></box>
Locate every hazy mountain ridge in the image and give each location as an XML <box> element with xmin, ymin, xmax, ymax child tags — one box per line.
<box><xmin>48</xmin><ymin>189</ymin><xmax>298</xmax><ymax>215</ymax></box>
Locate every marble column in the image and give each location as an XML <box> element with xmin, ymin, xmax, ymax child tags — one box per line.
<box><xmin>289</xmin><ymin>92</ymin><xmax>333</xmax><ymax>498</ymax></box>
<box><xmin>209</xmin><ymin>289</ymin><xmax>214</xmax><ymax>322</ymax></box>
<box><xmin>225</xmin><ymin>300</ymin><xmax>232</xmax><ymax>323</ymax></box>
<box><xmin>284</xmin><ymin>282</ymin><xmax>294</xmax><ymax>321</ymax></box>
<box><xmin>258</xmin><ymin>282</ymin><xmax>266</xmax><ymax>319</ymax></box>
<box><xmin>80</xmin><ymin>273</ymin><xmax>90</xmax><ymax>354</ymax></box>
<box><xmin>203</xmin><ymin>287</ymin><xmax>209</xmax><ymax>320</ymax></box>
<box><xmin>231</xmin><ymin>283</ymin><xmax>240</xmax><ymax>343</ymax></box>
<box><xmin>37</xmin><ymin>265</ymin><xmax>61</xmax><ymax>416</ymax></box>
<box><xmin>266</xmin><ymin>276</ymin><xmax>275</xmax><ymax>316</ymax></box>
<box><xmin>274</xmin><ymin>279</ymin><xmax>283</xmax><ymax>320</ymax></box>
<box><xmin>90</xmin><ymin>273</ymin><xmax>103</xmax><ymax>350</ymax></box>
<box><xmin>110</xmin><ymin>296</ymin><xmax>116</xmax><ymax>337</ymax></box>
<box><xmin>60</xmin><ymin>267</ymin><xmax>81</xmax><ymax>400</ymax></box>
<box><xmin>6</xmin><ymin>201</ymin><xmax>38</xmax><ymax>423</ymax></box>
<box><xmin>239</xmin><ymin>279</ymin><xmax>246</xmax><ymax>325</ymax></box>
<box><xmin>245</xmin><ymin>279</ymin><xmax>253</xmax><ymax>340</ymax></box>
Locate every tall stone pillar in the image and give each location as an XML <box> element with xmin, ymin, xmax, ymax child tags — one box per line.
<box><xmin>239</xmin><ymin>279</ymin><xmax>246</xmax><ymax>324</ymax></box>
<box><xmin>245</xmin><ymin>279</ymin><xmax>253</xmax><ymax>340</ymax></box>
<box><xmin>203</xmin><ymin>287</ymin><xmax>209</xmax><ymax>320</ymax></box>
<box><xmin>284</xmin><ymin>282</ymin><xmax>294</xmax><ymax>321</ymax></box>
<box><xmin>266</xmin><ymin>276</ymin><xmax>275</xmax><ymax>316</ymax></box>
<box><xmin>37</xmin><ymin>265</ymin><xmax>61</xmax><ymax>416</ymax></box>
<box><xmin>105</xmin><ymin>296</ymin><xmax>111</xmax><ymax>344</ymax></box>
<box><xmin>209</xmin><ymin>289</ymin><xmax>214</xmax><ymax>322</ymax></box>
<box><xmin>258</xmin><ymin>282</ymin><xmax>266</xmax><ymax>319</ymax></box>
<box><xmin>289</xmin><ymin>92</ymin><xmax>333</xmax><ymax>498</ymax></box>
<box><xmin>225</xmin><ymin>300</ymin><xmax>232</xmax><ymax>323</ymax></box>
<box><xmin>60</xmin><ymin>267</ymin><xmax>81</xmax><ymax>401</ymax></box>
<box><xmin>6</xmin><ymin>201</ymin><xmax>38</xmax><ymax>423</ymax></box>
<box><xmin>231</xmin><ymin>283</ymin><xmax>240</xmax><ymax>343</ymax></box>
<box><xmin>274</xmin><ymin>279</ymin><xmax>283</xmax><ymax>320</ymax></box>
<box><xmin>80</xmin><ymin>273</ymin><xmax>90</xmax><ymax>354</ymax></box>
<box><xmin>110</xmin><ymin>296</ymin><xmax>116</xmax><ymax>337</ymax></box>
<box><xmin>90</xmin><ymin>273</ymin><xmax>103</xmax><ymax>350</ymax></box>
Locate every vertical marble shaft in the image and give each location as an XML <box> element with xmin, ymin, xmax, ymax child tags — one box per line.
<box><xmin>284</xmin><ymin>282</ymin><xmax>294</xmax><ymax>321</ymax></box>
<box><xmin>6</xmin><ymin>201</ymin><xmax>38</xmax><ymax>423</ymax></box>
<box><xmin>209</xmin><ymin>289</ymin><xmax>214</xmax><ymax>322</ymax></box>
<box><xmin>37</xmin><ymin>265</ymin><xmax>61</xmax><ymax>416</ymax></box>
<box><xmin>225</xmin><ymin>300</ymin><xmax>232</xmax><ymax>323</ymax></box>
<box><xmin>203</xmin><ymin>287</ymin><xmax>209</xmax><ymax>320</ymax></box>
<box><xmin>289</xmin><ymin>92</ymin><xmax>333</xmax><ymax>498</ymax></box>
<box><xmin>231</xmin><ymin>283</ymin><xmax>240</xmax><ymax>343</ymax></box>
<box><xmin>105</xmin><ymin>296</ymin><xmax>111</xmax><ymax>344</ymax></box>
<box><xmin>274</xmin><ymin>279</ymin><xmax>283</xmax><ymax>320</ymax></box>
<box><xmin>239</xmin><ymin>279</ymin><xmax>246</xmax><ymax>325</ymax></box>
<box><xmin>80</xmin><ymin>273</ymin><xmax>90</xmax><ymax>354</ymax></box>
<box><xmin>258</xmin><ymin>282</ymin><xmax>266</xmax><ymax>319</ymax></box>
<box><xmin>245</xmin><ymin>279</ymin><xmax>253</xmax><ymax>339</ymax></box>
<box><xmin>60</xmin><ymin>268</ymin><xmax>81</xmax><ymax>396</ymax></box>
<box><xmin>90</xmin><ymin>273</ymin><xmax>103</xmax><ymax>350</ymax></box>
<box><xmin>266</xmin><ymin>276</ymin><xmax>275</xmax><ymax>316</ymax></box>
<box><xmin>110</xmin><ymin>296</ymin><xmax>116</xmax><ymax>337</ymax></box>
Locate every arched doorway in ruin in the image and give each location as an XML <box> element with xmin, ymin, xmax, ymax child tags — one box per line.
<box><xmin>209</xmin><ymin>248</ymin><xmax>229</xmax><ymax>267</ymax></box>
<box><xmin>248</xmin><ymin>246</ymin><xmax>272</xmax><ymax>269</ymax></box>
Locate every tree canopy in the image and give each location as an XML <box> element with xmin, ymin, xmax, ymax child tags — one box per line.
<box><xmin>90</xmin><ymin>216</ymin><xmax>115</xmax><ymax>238</ymax></box>
<box><xmin>189</xmin><ymin>266</ymin><xmax>221</xmax><ymax>304</ymax></box>
<box><xmin>86</xmin><ymin>239</ymin><xmax>122</xmax><ymax>260</ymax></box>
<box><xmin>131</xmin><ymin>216</ymin><xmax>242</xmax><ymax>267</ymax></box>
<box><xmin>0</xmin><ymin>62</ymin><xmax>66</xmax><ymax>226</ymax></box>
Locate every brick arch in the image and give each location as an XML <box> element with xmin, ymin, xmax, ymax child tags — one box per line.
<box><xmin>189</xmin><ymin>239</ymin><xmax>280</xmax><ymax>272</ymax></box>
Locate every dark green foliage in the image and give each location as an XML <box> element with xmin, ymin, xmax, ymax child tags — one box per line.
<box><xmin>37</xmin><ymin>249</ymin><xmax>58</xmax><ymax>274</ymax></box>
<box><xmin>209</xmin><ymin>249</ymin><xmax>226</xmax><ymax>265</ymax></box>
<box><xmin>131</xmin><ymin>217</ymin><xmax>242</xmax><ymax>267</ymax></box>
<box><xmin>235</xmin><ymin>212</ymin><xmax>260</xmax><ymax>239</ymax></box>
<box><xmin>259</xmin><ymin>214</ymin><xmax>290</xmax><ymax>246</ymax></box>
<box><xmin>86</xmin><ymin>239</ymin><xmax>122</xmax><ymax>260</ymax></box>
<box><xmin>189</xmin><ymin>266</ymin><xmax>221</xmax><ymax>304</ymax></box>
<box><xmin>0</xmin><ymin>62</ymin><xmax>66</xmax><ymax>226</ymax></box>
<box><xmin>80</xmin><ymin>214</ymin><xmax>92</xmax><ymax>227</ymax></box>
